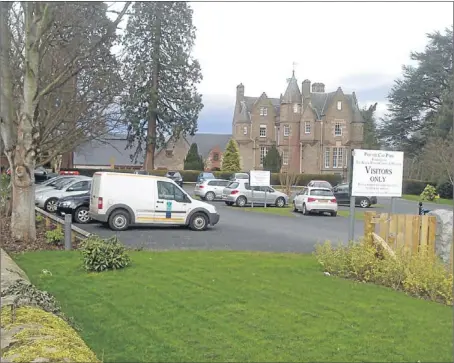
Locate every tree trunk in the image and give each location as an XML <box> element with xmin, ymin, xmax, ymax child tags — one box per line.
<box><xmin>144</xmin><ymin>9</ymin><xmax>162</xmax><ymax>172</ymax></box>
<box><xmin>9</xmin><ymin>3</ymin><xmax>42</xmax><ymax>241</ymax></box>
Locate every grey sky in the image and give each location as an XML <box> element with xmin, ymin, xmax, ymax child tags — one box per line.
<box><xmin>108</xmin><ymin>1</ymin><xmax>453</xmax><ymax>133</ymax></box>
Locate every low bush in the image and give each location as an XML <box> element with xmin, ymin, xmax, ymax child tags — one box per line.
<box><xmin>314</xmin><ymin>240</ymin><xmax>453</xmax><ymax>305</ymax></box>
<box><xmin>436</xmin><ymin>181</ymin><xmax>453</xmax><ymax>199</ymax></box>
<box><xmin>45</xmin><ymin>225</ymin><xmax>64</xmax><ymax>245</ymax></box>
<box><xmin>420</xmin><ymin>184</ymin><xmax>439</xmax><ymax>201</ymax></box>
<box><xmin>403</xmin><ymin>179</ymin><xmax>435</xmax><ymax>195</ymax></box>
<box><xmin>80</xmin><ymin>235</ymin><xmax>131</xmax><ymax>272</ymax></box>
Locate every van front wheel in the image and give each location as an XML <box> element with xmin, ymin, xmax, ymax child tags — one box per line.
<box><xmin>189</xmin><ymin>212</ymin><xmax>208</xmax><ymax>231</ymax></box>
<box><xmin>108</xmin><ymin>209</ymin><xmax>130</xmax><ymax>231</ymax></box>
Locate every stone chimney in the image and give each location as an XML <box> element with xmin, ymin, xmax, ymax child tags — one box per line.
<box><xmin>236</xmin><ymin>83</ymin><xmax>245</xmax><ymax>101</ymax></box>
<box><xmin>302</xmin><ymin>79</ymin><xmax>311</xmax><ymax>99</ymax></box>
<box><xmin>311</xmin><ymin>82</ymin><xmax>325</xmax><ymax>93</ymax></box>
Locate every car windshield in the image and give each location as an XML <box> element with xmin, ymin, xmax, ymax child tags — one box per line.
<box><xmin>227</xmin><ymin>182</ymin><xmax>239</xmax><ymax>189</ymax></box>
<box><xmin>310</xmin><ymin>189</ymin><xmax>334</xmax><ymax>197</ymax></box>
<box><xmin>237</xmin><ymin>173</ymin><xmax>249</xmax><ymax>179</ymax></box>
<box><xmin>41</xmin><ymin>176</ymin><xmax>60</xmax><ymax>186</ymax></box>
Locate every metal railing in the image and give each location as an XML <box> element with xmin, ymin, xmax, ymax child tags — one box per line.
<box><xmin>35</xmin><ymin>206</ymin><xmax>92</xmax><ymax>250</ymax></box>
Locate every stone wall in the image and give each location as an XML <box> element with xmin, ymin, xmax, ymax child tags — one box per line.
<box><xmin>428</xmin><ymin>210</ymin><xmax>453</xmax><ymax>264</ymax></box>
<box><xmin>1</xmin><ymin>249</ymin><xmax>99</xmax><ymax>362</ymax></box>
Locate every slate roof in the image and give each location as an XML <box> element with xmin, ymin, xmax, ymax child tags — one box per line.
<box><xmin>73</xmin><ymin>136</ymin><xmax>143</xmax><ymax>166</ymax></box>
<box><xmin>74</xmin><ymin>133</ymin><xmax>233</xmax><ymax>166</ymax></box>
<box><xmin>241</xmin><ymin>91</ymin><xmax>363</xmax><ymax>123</ymax></box>
<box><xmin>282</xmin><ymin>72</ymin><xmax>302</xmax><ymax>104</ymax></box>
<box><xmin>186</xmin><ymin>133</ymin><xmax>231</xmax><ymax>158</ymax></box>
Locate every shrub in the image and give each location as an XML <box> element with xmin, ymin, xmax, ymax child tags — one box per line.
<box><xmin>314</xmin><ymin>240</ymin><xmax>453</xmax><ymax>305</ymax></box>
<box><xmin>80</xmin><ymin>235</ymin><xmax>131</xmax><ymax>272</ymax></box>
<box><xmin>436</xmin><ymin>181</ymin><xmax>453</xmax><ymax>199</ymax></box>
<box><xmin>403</xmin><ymin>179</ymin><xmax>435</xmax><ymax>195</ymax></box>
<box><xmin>45</xmin><ymin>225</ymin><xmax>64</xmax><ymax>245</ymax></box>
<box><xmin>420</xmin><ymin>184</ymin><xmax>439</xmax><ymax>201</ymax></box>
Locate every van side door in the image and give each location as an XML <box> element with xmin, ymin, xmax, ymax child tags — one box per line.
<box><xmin>153</xmin><ymin>180</ymin><xmax>189</xmax><ymax>225</ymax></box>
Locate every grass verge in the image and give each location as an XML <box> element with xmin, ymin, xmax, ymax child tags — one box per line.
<box><xmin>402</xmin><ymin>194</ymin><xmax>453</xmax><ymax>205</ymax></box>
<box><xmin>14</xmin><ymin>250</ymin><xmax>453</xmax><ymax>362</ymax></box>
<box><xmin>243</xmin><ymin>206</ymin><xmax>295</xmax><ymax>217</ymax></box>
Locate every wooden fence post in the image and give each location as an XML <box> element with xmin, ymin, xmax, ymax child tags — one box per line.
<box><xmin>363</xmin><ymin>211</ymin><xmax>375</xmax><ymax>246</ymax></box>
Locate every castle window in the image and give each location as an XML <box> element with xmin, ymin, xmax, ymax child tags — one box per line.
<box><xmin>282</xmin><ymin>150</ymin><xmax>289</xmax><ymax>165</ymax></box>
<box><xmin>260</xmin><ymin>146</ymin><xmax>268</xmax><ymax>165</ymax></box>
<box><xmin>334</xmin><ymin>121</ymin><xmax>342</xmax><ymax>136</ymax></box>
<box><xmin>260</xmin><ymin>107</ymin><xmax>268</xmax><ymax>116</ymax></box>
<box><xmin>243</xmin><ymin>126</ymin><xmax>248</xmax><ymax>135</ymax></box>
<box><xmin>324</xmin><ymin>148</ymin><xmax>330</xmax><ymax>169</ymax></box>
<box><xmin>259</xmin><ymin>125</ymin><xmax>267</xmax><ymax>138</ymax></box>
<box><xmin>293</xmin><ymin>104</ymin><xmax>299</xmax><ymax>113</ymax></box>
<box><xmin>337</xmin><ymin>101</ymin><xmax>342</xmax><ymax>110</ymax></box>
<box><xmin>283</xmin><ymin>125</ymin><xmax>290</xmax><ymax>137</ymax></box>
<box><xmin>213</xmin><ymin>152</ymin><xmax>219</xmax><ymax>161</ymax></box>
<box><xmin>165</xmin><ymin>150</ymin><xmax>173</xmax><ymax>157</ymax></box>
<box><xmin>332</xmin><ymin>147</ymin><xmax>343</xmax><ymax>168</ymax></box>
<box><xmin>304</xmin><ymin>121</ymin><xmax>311</xmax><ymax>134</ymax></box>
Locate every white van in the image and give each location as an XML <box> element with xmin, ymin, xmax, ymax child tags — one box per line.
<box><xmin>89</xmin><ymin>172</ymin><xmax>220</xmax><ymax>231</ymax></box>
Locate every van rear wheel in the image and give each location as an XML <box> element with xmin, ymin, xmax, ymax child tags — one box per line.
<box><xmin>108</xmin><ymin>209</ymin><xmax>130</xmax><ymax>231</ymax></box>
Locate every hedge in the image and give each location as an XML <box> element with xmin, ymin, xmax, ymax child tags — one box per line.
<box><xmin>63</xmin><ymin>168</ymin><xmax>343</xmax><ymax>186</ymax></box>
<box><xmin>63</xmin><ymin>168</ymin><xmax>452</xmax><ymax>196</ymax></box>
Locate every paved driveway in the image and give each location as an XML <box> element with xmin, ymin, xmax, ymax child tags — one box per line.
<box><xmin>78</xmin><ymin>199</ymin><xmax>365</xmax><ymax>253</ymax></box>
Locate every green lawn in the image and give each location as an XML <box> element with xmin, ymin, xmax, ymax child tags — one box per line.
<box><xmin>243</xmin><ymin>206</ymin><xmax>295</xmax><ymax>216</ymax></box>
<box><xmin>14</xmin><ymin>251</ymin><xmax>452</xmax><ymax>362</ymax></box>
<box><xmin>402</xmin><ymin>194</ymin><xmax>453</xmax><ymax>205</ymax></box>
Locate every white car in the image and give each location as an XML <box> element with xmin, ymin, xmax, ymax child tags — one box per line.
<box><xmin>36</xmin><ymin>175</ymin><xmax>83</xmax><ymax>192</ymax></box>
<box><xmin>292</xmin><ymin>187</ymin><xmax>338</xmax><ymax>216</ymax></box>
<box><xmin>35</xmin><ymin>177</ymin><xmax>92</xmax><ymax>212</ymax></box>
<box><xmin>89</xmin><ymin>172</ymin><xmax>220</xmax><ymax>231</ymax></box>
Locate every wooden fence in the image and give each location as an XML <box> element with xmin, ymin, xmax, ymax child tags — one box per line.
<box><xmin>363</xmin><ymin>211</ymin><xmax>453</xmax><ymax>268</ymax></box>
<box><xmin>35</xmin><ymin>206</ymin><xmax>92</xmax><ymax>250</ymax></box>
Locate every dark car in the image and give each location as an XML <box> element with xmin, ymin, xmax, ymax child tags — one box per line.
<box><xmin>307</xmin><ymin>180</ymin><xmax>333</xmax><ymax>191</ymax></box>
<box><xmin>7</xmin><ymin>166</ymin><xmax>57</xmax><ymax>184</ymax></box>
<box><xmin>333</xmin><ymin>183</ymin><xmax>377</xmax><ymax>208</ymax></box>
<box><xmin>165</xmin><ymin>171</ymin><xmax>183</xmax><ymax>187</ymax></box>
<box><xmin>55</xmin><ymin>192</ymin><xmax>91</xmax><ymax>224</ymax></box>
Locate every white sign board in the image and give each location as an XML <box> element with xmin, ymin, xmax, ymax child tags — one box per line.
<box><xmin>351</xmin><ymin>149</ymin><xmax>404</xmax><ymax>197</ymax></box>
<box><xmin>249</xmin><ymin>170</ymin><xmax>271</xmax><ymax>187</ymax></box>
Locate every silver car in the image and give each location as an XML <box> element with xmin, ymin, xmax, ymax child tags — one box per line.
<box><xmin>194</xmin><ymin>179</ymin><xmax>231</xmax><ymax>201</ymax></box>
<box><xmin>222</xmin><ymin>180</ymin><xmax>288</xmax><ymax>208</ymax></box>
<box><xmin>36</xmin><ymin>175</ymin><xmax>84</xmax><ymax>192</ymax></box>
<box><xmin>35</xmin><ymin>177</ymin><xmax>92</xmax><ymax>212</ymax></box>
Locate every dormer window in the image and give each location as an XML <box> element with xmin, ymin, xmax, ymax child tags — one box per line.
<box><xmin>260</xmin><ymin>107</ymin><xmax>268</xmax><ymax>116</ymax></box>
<box><xmin>337</xmin><ymin>101</ymin><xmax>342</xmax><ymax>110</ymax></box>
<box><xmin>293</xmin><ymin>104</ymin><xmax>299</xmax><ymax>113</ymax></box>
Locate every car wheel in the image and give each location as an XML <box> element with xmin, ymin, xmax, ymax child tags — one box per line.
<box><xmin>189</xmin><ymin>212</ymin><xmax>208</xmax><ymax>231</ymax></box>
<box><xmin>302</xmin><ymin>203</ymin><xmax>309</xmax><ymax>215</ymax></box>
<box><xmin>359</xmin><ymin>198</ymin><xmax>370</xmax><ymax>208</ymax></box>
<box><xmin>44</xmin><ymin>198</ymin><xmax>58</xmax><ymax>213</ymax></box>
<box><xmin>330</xmin><ymin>211</ymin><xmax>337</xmax><ymax>217</ymax></box>
<box><xmin>236</xmin><ymin>196</ymin><xmax>247</xmax><ymax>207</ymax></box>
<box><xmin>292</xmin><ymin>201</ymin><xmax>298</xmax><ymax>212</ymax></box>
<box><xmin>275</xmin><ymin>197</ymin><xmax>285</xmax><ymax>208</ymax></box>
<box><xmin>108</xmin><ymin>209</ymin><xmax>130</xmax><ymax>231</ymax></box>
<box><xmin>205</xmin><ymin>192</ymin><xmax>215</xmax><ymax>201</ymax></box>
<box><xmin>74</xmin><ymin>206</ymin><xmax>91</xmax><ymax>224</ymax></box>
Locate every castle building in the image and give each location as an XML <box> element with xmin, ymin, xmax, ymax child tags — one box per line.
<box><xmin>232</xmin><ymin>71</ymin><xmax>364</xmax><ymax>179</ymax></box>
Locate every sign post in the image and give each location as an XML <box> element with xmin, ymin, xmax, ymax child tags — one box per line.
<box><xmin>351</xmin><ymin>149</ymin><xmax>404</xmax><ymax>241</ymax></box>
<box><xmin>249</xmin><ymin>170</ymin><xmax>271</xmax><ymax>209</ymax></box>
